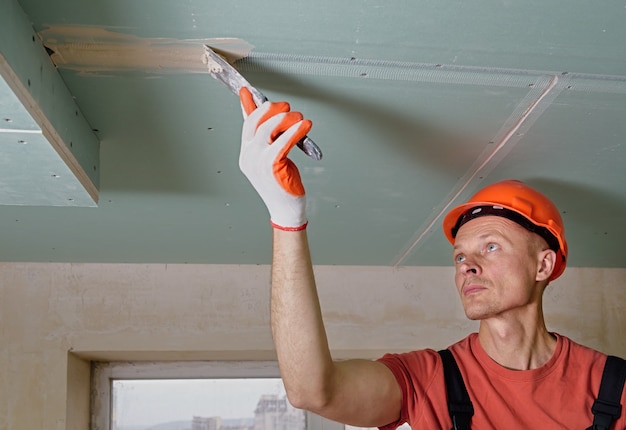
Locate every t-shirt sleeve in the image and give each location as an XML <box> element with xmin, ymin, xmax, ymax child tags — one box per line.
<box><xmin>376</xmin><ymin>349</ymin><xmax>442</xmax><ymax>430</ymax></box>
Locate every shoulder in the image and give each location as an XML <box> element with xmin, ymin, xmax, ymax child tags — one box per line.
<box><xmin>558</xmin><ymin>335</ymin><xmax>626</xmax><ymax>428</ymax></box>
<box><xmin>555</xmin><ymin>333</ymin><xmax>608</xmax><ymax>372</ymax></box>
<box><xmin>557</xmin><ymin>333</ymin><xmax>604</xmax><ymax>355</ymax></box>
<box><xmin>377</xmin><ymin>335</ymin><xmax>475</xmax><ymax>385</ymax></box>
<box><xmin>377</xmin><ymin>347</ymin><xmax>444</xmax><ymax>396</ymax></box>
<box><xmin>377</xmin><ymin>348</ymin><xmax>441</xmax><ymax>382</ymax></box>
<box><xmin>376</xmin><ymin>339</ymin><xmax>474</xmax><ymax>428</ymax></box>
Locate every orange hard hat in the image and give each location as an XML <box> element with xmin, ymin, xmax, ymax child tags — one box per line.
<box><xmin>442</xmin><ymin>180</ymin><xmax>568</xmax><ymax>281</ymax></box>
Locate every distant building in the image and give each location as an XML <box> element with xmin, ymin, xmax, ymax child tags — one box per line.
<box><xmin>190</xmin><ymin>393</ymin><xmax>303</xmax><ymax>430</ymax></box>
<box><xmin>222</xmin><ymin>417</ymin><xmax>254</xmax><ymax>430</ymax></box>
<box><xmin>190</xmin><ymin>416</ymin><xmax>253</xmax><ymax>430</ymax></box>
<box><xmin>254</xmin><ymin>394</ymin><xmax>305</xmax><ymax>430</ymax></box>
<box><xmin>192</xmin><ymin>416</ymin><xmax>222</xmax><ymax>430</ymax></box>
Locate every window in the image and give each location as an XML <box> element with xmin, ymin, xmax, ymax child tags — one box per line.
<box><xmin>92</xmin><ymin>361</ymin><xmax>345</xmax><ymax>430</ymax></box>
<box><xmin>93</xmin><ymin>361</ymin><xmax>411</xmax><ymax>430</ymax></box>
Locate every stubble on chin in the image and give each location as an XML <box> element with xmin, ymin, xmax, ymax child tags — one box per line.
<box><xmin>462</xmin><ymin>299</ymin><xmax>498</xmax><ymax>321</ymax></box>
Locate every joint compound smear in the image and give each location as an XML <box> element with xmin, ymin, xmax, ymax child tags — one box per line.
<box><xmin>39</xmin><ymin>25</ymin><xmax>253</xmax><ymax>75</ymax></box>
<box><xmin>201</xmin><ymin>51</ymin><xmax>223</xmax><ymax>74</ymax></box>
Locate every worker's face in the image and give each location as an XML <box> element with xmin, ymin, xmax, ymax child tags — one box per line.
<box><xmin>452</xmin><ymin>216</ymin><xmax>552</xmax><ymax>321</ymax></box>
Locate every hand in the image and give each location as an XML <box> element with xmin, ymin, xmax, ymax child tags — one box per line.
<box><xmin>239</xmin><ymin>88</ymin><xmax>313</xmax><ymax>231</ymax></box>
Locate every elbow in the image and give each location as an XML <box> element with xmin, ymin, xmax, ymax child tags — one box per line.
<box><xmin>284</xmin><ymin>391</ymin><xmax>309</xmax><ymax>411</ymax></box>
<box><xmin>284</xmin><ymin>381</ymin><xmax>334</xmax><ymax>414</ymax></box>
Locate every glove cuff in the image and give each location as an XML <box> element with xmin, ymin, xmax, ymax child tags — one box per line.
<box><xmin>266</xmin><ymin>193</ymin><xmax>307</xmax><ymax>231</ymax></box>
<box><xmin>271</xmin><ymin>220</ymin><xmax>308</xmax><ymax>231</ymax></box>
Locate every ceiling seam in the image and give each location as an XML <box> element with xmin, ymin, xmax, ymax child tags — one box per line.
<box><xmin>239</xmin><ymin>53</ymin><xmax>626</xmax><ymax>94</ymax></box>
<box><xmin>391</xmin><ymin>74</ymin><xmax>563</xmax><ymax>267</ymax></box>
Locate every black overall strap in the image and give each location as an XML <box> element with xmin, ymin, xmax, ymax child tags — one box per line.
<box><xmin>438</xmin><ymin>349</ymin><xmax>474</xmax><ymax>430</ymax></box>
<box><xmin>587</xmin><ymin>355</ymin><xmax>626</xmax><ymax>430</ymax></box>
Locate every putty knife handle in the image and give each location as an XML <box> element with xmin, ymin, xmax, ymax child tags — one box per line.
<box><xmin>254</xmin><ymin>93</ymin><xmax>322</xmax><ymax>160</ymax></box>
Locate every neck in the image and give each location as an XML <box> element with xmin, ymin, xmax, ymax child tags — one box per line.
<box><xmin>478</xmin><ymin>307</ymin><xmax>556</xmax><ymax>370</ymax></box>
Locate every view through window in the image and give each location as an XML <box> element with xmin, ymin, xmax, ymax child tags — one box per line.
<box><xmin>109</xmin><ymin>377</ymin><xmax>411</xmax><ymax>430</ymax></box>
<box><xmin>112</xmin><ymin>378</ymin><xmax>304</xmax><ymax>430</ymax></box>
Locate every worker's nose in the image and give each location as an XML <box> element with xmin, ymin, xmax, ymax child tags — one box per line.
<box><xmin>459</xmin><ymin>258</ymin><xmax>481</xmax><ymax>276</ymax></box>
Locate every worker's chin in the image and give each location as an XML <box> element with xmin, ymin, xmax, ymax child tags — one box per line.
<box><xmin>465</xmin><ymin>312</ymin><xmax>483</xmax><ymax>321</ymax></box>
<box><xmin>463</xmin><ymin>305</ymin><xmax>493</xmax><ymax>321</ymax></box>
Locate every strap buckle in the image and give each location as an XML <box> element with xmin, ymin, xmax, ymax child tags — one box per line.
<box><xmin>588</xmin><ymin>398</ymin><xmax>622</xmax><ymax>430</ymax></box>
<box><xmin>449</xmin><ymin>402</ymin><xmax>474</xmax><ymax>430</ymax></box>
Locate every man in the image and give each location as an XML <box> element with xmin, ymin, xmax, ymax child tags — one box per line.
<box><xmin>237</xmin><ymin>88</ymin><xmax>626</xmax><ymax>429</ymax></box>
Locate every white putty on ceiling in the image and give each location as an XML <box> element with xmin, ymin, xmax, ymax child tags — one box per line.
<box><xmin>39</xmin><ymin>25</ymin><xmax>254</xmax><ymax>74</ymax></box>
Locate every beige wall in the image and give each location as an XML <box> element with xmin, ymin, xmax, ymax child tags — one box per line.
<box><xmin>1</xmin><ymin>263</ymin><xmax>625</xmax><ymax>429</ymax></box>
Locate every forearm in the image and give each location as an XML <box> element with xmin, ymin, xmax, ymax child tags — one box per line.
<box><xmin>271</xmin><ymin>228</ymin><xmax>334</xmax><ymax>410</ymax></box>
<box><xmin>270</xmin><ymin>229</ymin><xmax>402</xmax><ymax>426</ymax></box>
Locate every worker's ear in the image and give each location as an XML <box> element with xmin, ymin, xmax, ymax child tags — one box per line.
<box><xmin>536</xmin><ymin>249</ymin><xmax>556</xmax><ymax>282</ymax></box>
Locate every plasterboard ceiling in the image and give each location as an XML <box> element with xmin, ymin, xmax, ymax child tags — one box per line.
<box><xmin>0</xmin><ymin>0</ymin><xmax>624</xmax><ymax>269</ymax></box>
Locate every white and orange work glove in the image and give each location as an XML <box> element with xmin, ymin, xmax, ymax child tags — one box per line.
<box><xmin>238</xmin><ymin>87</ymin><xmax>312</xmax><ymax>231</ymax></box>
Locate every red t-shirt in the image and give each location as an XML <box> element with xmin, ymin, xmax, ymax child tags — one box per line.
<box><xmin>377</xmin><ymin>333</ymin><xmax>626</xmax><ymax>429</ymax></box>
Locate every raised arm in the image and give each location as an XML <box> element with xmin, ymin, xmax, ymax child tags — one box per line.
<box><xmin>238</xmin><ymin>88</ymin><xmax>401</xmax><ymax>427</ymax></box>
<box><xmin>271</xmin><ymin>228</ymin><xmax>401</xmax><ymax>427</ymax></box>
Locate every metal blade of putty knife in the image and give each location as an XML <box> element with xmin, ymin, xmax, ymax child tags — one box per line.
<box><xmin>203</xmin><ymin>45</ymin><xmax>322</xmax><ymax>161</ymax></box>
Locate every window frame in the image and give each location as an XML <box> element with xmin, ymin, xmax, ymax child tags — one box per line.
<box><xmin>91</xmin><ymin>360</ymin><xmax>344</xmax><ymax>430</ymax></box>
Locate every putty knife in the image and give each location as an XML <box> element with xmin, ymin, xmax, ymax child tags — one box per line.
<box><xmin>203</xmin><ymin>45</ymin><xmax>322</xmax><ymax>161</ymax></box>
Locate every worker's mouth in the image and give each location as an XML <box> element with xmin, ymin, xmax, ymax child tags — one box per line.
<box><xmin>462</xmin><ymin>283</ymin><xmax>487</xmax><ymax>296</ymax></box>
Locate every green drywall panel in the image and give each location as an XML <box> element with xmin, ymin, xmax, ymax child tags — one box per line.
<box><xmin>0</xmin><ymin>76</ymin><xmax>97</xmax><ymax>205</ymax></box>
<box><xmin>0</xmin><ymin>0</ymin><xmax>99</xmax><ymax>206</ymax></box>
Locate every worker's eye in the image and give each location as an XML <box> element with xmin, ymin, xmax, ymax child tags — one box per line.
<box><xmin>454</xmin><ymin>253</ymin><xmax>466</xmax><ymax>264</ymax></box>
<box><xmin>486</xmin><ymin>243</ymin><xmax>499</xmax><ymax>253</ymax></box>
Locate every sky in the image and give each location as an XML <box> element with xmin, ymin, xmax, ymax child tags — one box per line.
<box><xmin>112</xmin><ymin>378</ymin><xmax>287</xmax><ymax>428</ymax></box>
